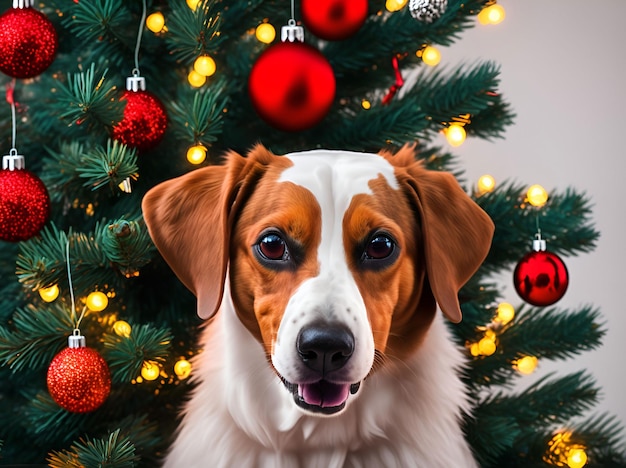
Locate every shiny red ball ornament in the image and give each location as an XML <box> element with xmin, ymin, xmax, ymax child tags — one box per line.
<box><xmin>0</xmin><ymin>6</ymin><xmax>58</xmax><ymax>78</ymax></box>
<box><xmin>47</xmin><ymin>335</ymin><xmax>111</xmax><ymax>413</ymax></box>
<box><xmin>112</xmin><ymin>90</ymin><xmax>167</xmax><ymax>151</ymax></box>
<box><xmin>513</xmin><ymin>249</ymin><xmax>569</xmax><ymax>307</ymax></box>
<box><xmin>0</xmin><ymin>164</ymin><xmax>50</xmax><ymax>242</ymax></box>
<box><xmin>302</xmin><ymin>0</ymin><xmax>368</xmax><ymax>41</ymax></box>
<box><xmin>249</xmin><ymin>41</ymin><xmax>336</xmax><ymax>132</ymax></box>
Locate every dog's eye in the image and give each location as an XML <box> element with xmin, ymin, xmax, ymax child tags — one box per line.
<box><xmin>365</xmin><ymin>235</ymin><xmax>395</xmax><ymax>260</ymax></box>
<box><xmin>258</xmin><ymin>233</ymin><xmax>287</xmax><ymax>261</ymax></box>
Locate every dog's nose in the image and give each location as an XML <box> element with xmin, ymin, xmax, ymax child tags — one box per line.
<box><xmin>297</xmin><ymin>324</ymin><xmax>355</xmax><ymax>375</ymax></box>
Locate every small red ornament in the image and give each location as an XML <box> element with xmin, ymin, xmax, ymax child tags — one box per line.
<box><xmin>0</xmin><ymin>5</ymin><xmax>58</xmax><ymax>79</ymax></box>
<box><xmin>249</xmin><ymin>23</ymin><xmax>335</xmax><ymax>132</ymax></box>
<box><xmin>47</xmin><ymin>332</ymin><xmax>111</xmax><ymax>413</ymax></box>
<box><xmin>301</xmin><ymin>0</ymin><xmax>368</xmax><ymax>41</ymax></box>
<box><xmin>513</xmin><ymin>235</ymin><xmax>569</xmax><ymax>307</ymax></box>
<box><xmin>0</xmin><ymin>152</ymin><xmax>50</xmax><ymax>242</ymax></box>
<box><xmin>112</xmin><ymin>76</ymin><xmax>167</xmax><ymax>151</ymax></box>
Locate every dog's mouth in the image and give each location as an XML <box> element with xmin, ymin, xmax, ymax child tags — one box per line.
<box><xmin>280</xmin><ymin>377</ymin><xmax>361</xmax><ymax>415</ymax></box>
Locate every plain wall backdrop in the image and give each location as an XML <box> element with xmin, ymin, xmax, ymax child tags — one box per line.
<box><xmin>439</xmin><ymin>1</ymin><xmax>626</xmax><ymax>428</ymax></box>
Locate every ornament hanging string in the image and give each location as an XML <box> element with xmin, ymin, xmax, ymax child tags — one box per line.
<box><xmin>5</xmin><ymin>79</ymin><xmax>16</xmax><ymax>151</ymax></box>
<box><xmin>65</xmin><ymin>239</ymin><xmax>87</xmax><ymax>331</ymax></box>
<box><xmin>132</xmin><ymin>0</ymin><xmax>148</xmax><ymax>77</ymax></box>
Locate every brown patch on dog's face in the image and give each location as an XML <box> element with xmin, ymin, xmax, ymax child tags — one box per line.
<box><xmin>229</xmin><ymin>165</ymin><xmax>323</xmax><ymax>355</ymax></box>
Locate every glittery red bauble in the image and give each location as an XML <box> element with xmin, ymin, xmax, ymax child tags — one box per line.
<box><xmin>47</xmin><ymin>347</ymin><xmax>111</xmax><ymax>413</ymax></box>
<box><xmin>0</xmin><ymin>7</ymin><xmax>58</xmax><ymax>79</ymax></box>
<box><xmin>112</xmin><ymin>90</ymin><xmax>168</xmax><ymax>151</ymax></box>
<box><xmin>249</xmin><ymin>41</ymin><xmax>335</xmax><ymax>132</ymax></box>
<box><xmin>302</xmin><ymin>0</ymin><xmax>368</xmax><ymax>41</ymax></box>
<box><xmin>513</xmin><ymin>250</ymin><xmax>569</xmax><ymax>307</ymax></box>
<box><xmin>0</xmin><ymin>168</ymin><xmax>50</xmax><ymax>242</ymax></box>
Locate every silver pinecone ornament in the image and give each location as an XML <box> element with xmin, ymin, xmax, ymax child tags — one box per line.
<box><xmin>409</xmin><ymin>0</ymin><xmax>448</xmax><ymax>23</ymax></box>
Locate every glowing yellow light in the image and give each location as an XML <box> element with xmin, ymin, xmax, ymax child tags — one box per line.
<box><xmin>526</xmin><ymin>184</ymin><xmax>549</xmax><ymax>207</ymax></box>
<box><xmin>470</xmin><ymin>342</ymin><xmax>481</xmax><ymax>357</ymax></box>
<box><xmin>39</xmin><ymin>284</ymin><xmax>60</xmax><ymax>302</ymax></box>
<box><xmin>113</xmin><ymin>320</ymin><xmax>132</xmax><ymax>338</ymax></box>
<box><xmin>477</xmin><ymin>174</ymin><xmax>496</xmax><ymax>195</ymax></box>
<box><xmin>86</xmin><ymin>291</ymin><xmax>108</xmax><ymax>312</ymax></box>
<box><xmin>478</xmin><ymin>336</ymin><xmax>496</xmax><ymax>356</ymax></box>
<box><xmin>421</xmin><ymin>46</ymin><xmax>441</xmax><ymax>66</ymax></box>
<box><xmin>174</xmin><ymin>358</ymin><xmax>192</xmax><ymax>379</ymax></box>
<box><xmin>188</xmin><ymin>70</ymin><xmax>207</xmax><ymax>88</ymax></box>
<box><xmin>567</xmin><ymin>448</ymin><xmax>588</xmax><ymax>468</ymax></box>
<box><xmin>146</xmin><ymin>12</ymin><xmax>165</xmax><ymax>33</ymax></box>
<box><xmin>385</xmin><ymin>0</ymin><xmax>407</xmax><ymax>12</ymax></box>
<box><xmin>187</xmin><ymin>145</ymin><xmax>207</xmax><ymax>164</ymax></box>
<box><xmin>495</xmin><ymin>302</ymin><xmax>515</xmax><ymax>325</ymax></box>
<box><xmin>141</xmin><ymin>361</ymin><xmax>160</xmax><ymax>381</ymax></box>
<box><xmin>445</xmin><ymin>124</ymin><xmax>466</xmax><ymax>147</ymax></box>
<box><xmin>194</xmin><ymin>55</ymin><xmax>216</xmax><ymax>77</ymax></box>
<box><xmin>361</xmin><ymin>99</ymin><xmax>371</xmax><ymax>110</ymax></box>
<box><xmin>516</xmin><ymin>355</ymin><xmax>538</xmax><ymax>375</ymax></box>
<box><xmin>478</xmin><ymin>4</ymin><xmax>506</xmax><ymax>25</ymax></box>
<box><xmin>255</xmin><ymin>23</ymin><xmax>276</xmax><ymax>44</ymax></box>
<box><xmin>186</xmin><ymin>0</ymin><xmax>201</xmax><ymax>10</ymax></box>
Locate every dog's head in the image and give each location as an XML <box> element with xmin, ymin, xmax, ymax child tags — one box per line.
<box><xmin>142</xmin><ymin>144</ymin><xmax>494</xmax><ymax>416</ymax></box>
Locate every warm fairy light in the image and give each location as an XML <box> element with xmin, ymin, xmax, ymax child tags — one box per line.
<box><xmin>188</xmin><ymin>70</ymin><xmax>207</xmax><ymax>88</ymax></box>
<box><xmin>187</xmin><ymin>145</ymin><xmax>207</xmax><ymax>164</ymax></box>
<box><xmin>113</xmin><ymin>320</ymin><xmax>132</xmax><ymax>338</ymax></box>
<box><xmin>194</xmin><ymin>55</ymin><xmax>216</xmax><ymax>77</ymax></box>
<box><xmin>495</xmin><ymin>302</ymin><xmax>515</xmax><ymax>325</ymax></box>
<box><xmin>515</xmin><ymin>355</ymin><xmax>538</xmax><ymax>375</ymax></box>
<box><xmin>421</xmin><ymin>46</ymin><xmax>441</xmax><ymax>66</ymax></box>
<box><xmin>86</xmin><ymin>291</ymin><xmax>108</xmax><ymax>312</ymax></box>
<box><xmin>255</xmin><ymin>23</ymin><xmax>276</xmax><ymax>44</ymax></box>
<box><xmin>146</xmin><ymin>12</ymin><xmax>165</xmax><ymax>33</ymax></box>
<box><xmin>386</xmin><ymin>0</ymin><xmax>407</xmax><ymax>12</ymax></box>
<box><xmin>567</xmin><ymin>448</ymin><xmax>588</xmax><ymax>468</ymax></box>
<box><xmin>526</xmin><ymin>184</ymin><xmax>549</xmax><ymax>207</ymax></box>
<box><xmin>478</xmin><ymin>336</ymin><xmax>496</xmax><ymax>356</ymax></box>
<box><xmin>361</xmin><ymin>99</ymin><xmax>371</xmax><ymax>110</ymax></box>
<box><xmin>174</xmin><ymin>358</ymin><xmax>192</xmax><ymax>379</ymax></box>
<box><xmin>141</xmin><ymin>360</ymin><xmax>160</xmax><ymax>381</ymax></box>
<box><xmin>186</xmin><ymin>0</ymin><xmax>201</xmax><ymax>10</ymax></box>
<box><xmin>477</xmin><ymin>174</ymin><xmax>496</xmax><ymax>195</ymax></box>
<box><xmin>478</xmin><ymin>4</ymin><xmax>506</xmax><ymax>25</ymax></box>
<box><xmin>445</xmin><ymin>124</ymin><xmax>466</xmax><ymax>146</ymax></box>
<box><xmin>39</xmin><ymin>284</ymin><xmax>59</xmax><ymax>302</ymax></box>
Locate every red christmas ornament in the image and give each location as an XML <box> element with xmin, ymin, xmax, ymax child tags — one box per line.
<box><xmin>0</xmin><ymin>152</ymin><xmax>50</xmax><ymax>242</ymax></box>
<box><xmin>0</xmin><ymin>5</ymin><xmax>58</xmax><ymax>79</ymax></box>
<box><xmin>47</xmin><ymin>332</ymin><xmax>111</xmax><ymax>413</ymax></box>
<box><xmin>249</xmin><ymin>24</ymin><xmax>335</xmax><ymax>132</ymax></box>
<box><xmin>302</xmin><ymin>0</ymin><xmax>368</xmax><ymax>41</ymax></box>
<box><xmin>513</xmin><ymin>235</ymin><xmax>569</xmax><ymax>307</ymax></box>
<box><xmin>112</xmin><ymin>76</ymin><xmax>167</xmax><ymax>151</ymax></box>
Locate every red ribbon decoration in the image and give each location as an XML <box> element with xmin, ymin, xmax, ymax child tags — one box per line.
<box><xmin>382</xmin><ymin>56</ymin><xmax>404</xmax><ymax>105</ymax></box>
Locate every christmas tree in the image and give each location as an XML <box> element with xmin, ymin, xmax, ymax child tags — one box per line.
<box><xmin>0</xmin><ymin>0</ymin><xmax>624</xmax><ymax>466</ymax></box>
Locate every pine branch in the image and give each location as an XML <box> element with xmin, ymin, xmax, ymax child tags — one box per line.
<box><xmin>75</xmin><ymin>139</ymin><xmax>139</xmax><ymax>193</ymax></box>
<box><xmin>48</xmin><ymin>429</ymin><xmax>139</xmax><ymax>468</ymax></box>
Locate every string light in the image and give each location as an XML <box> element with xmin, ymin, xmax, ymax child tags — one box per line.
<box><xmin>186</xmin><ymin>0</ymin><xmax>201</xmax><ymax>10</ymax></box>
<box><xmin>567</xmin><ymin>448</ymin><xmax>588</xmax><ymax>468</ymax></box>
<box><xmin>141</xmin><ymin>360</ymin><xmax>160</xmax><ymax>381</ymax></box>
<box><xmin>386</xmin><ymin>0</ymin><xmax>407</xmax><ymax>12</ymax></box>
<box><xmin>255</xmin><ymin>23</ymin><xmax>276</xmax><ymax>44</ymax></box>
<box><xmin>188</xmin><ymin>70</ymin><xmax>206</xmax><ymax>88</ymax></box>
<box><xmin>515</xmin><ymin>355</ymin><xmax>538</xmax><ymax>375</ymax></box>
<box><xmin>193</xmin><ymin>55</ymin><xmax>216</xmax><ymax>77</ymax></box>
<box><xmin>421</xmin><ymin>45</ymin><xmax>441</xmax><ymax>66</ymax></box>
<box><xmin>146</xmin><ymin>12</ymin><xmax>165</xmax><ymax>33</ymax></box>
<box><xmin>39</xmin><ymin>284</ymin><xmax>59</xmax><ymax>302</ymax></box>
<box><xmin>187</xmin><ymin>144</ymin><xmax>207</xmax><ymax>164</ymax></box>
<box><xmin>86</xmin><ymin>291</ymin><xmax>108</xmax><ymax>312</ymax></box>
<box><xmin>174</xmin><ymin>358</ymin><xmax>192</xmax><ymax>379</ymax></box>
<box><xmin>478</xmin><ymin>4</ymin><xmax>506</xmax><ymax>25</ymax></box>
<box><xmin>544</xmin><ymin>431</ymin><xmax>588</xmax><ymax>468</ymax></box>
<box><xmin>477</xmin><ymin>174</ymin><xmax>496</xmax><ymax>195</ymax></box>
<box><xmin>526</xmin><ymin>184</ymin><xmax>549</xmax><ymax>207</ymax></box>
<box><xmin>361</xmin><ymin>99</ymin><xmax>371</xmax><ymax>110</ymax></box>
<box><xmin>113</xmin><ymin>320</ymin><xmax>132</xmax><ymax>338</ymax></box>
<box><xmin>445</xmin><ymin>123</ymin><xmax>466</xmax><ymax>146</ymax></box>
<box><xmin>494</xmin><ymin>302</ymin><xmax>515</xmax><ymax>325</ymax></box>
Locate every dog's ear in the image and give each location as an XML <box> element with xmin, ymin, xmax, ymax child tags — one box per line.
<box><xmin>142</xmin><ymin>144</ymin><xmax>277</xmax><ymax>319</ymax></box>
<box><xmin>383</xmin><ymin>144</ymin><xmax>494</xmax><ymax>323</ymax></box>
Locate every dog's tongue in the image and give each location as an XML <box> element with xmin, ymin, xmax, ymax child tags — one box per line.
<box><xmin>299</xmin><ymin>380</ymin><xmax>350</xmax><ymax>408</ymax></box>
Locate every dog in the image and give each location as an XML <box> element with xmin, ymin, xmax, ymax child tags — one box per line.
<box><xmin>142</xmin><ymin>144</ymin><xmax>494</xmax><ymax>467</ymax></box>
